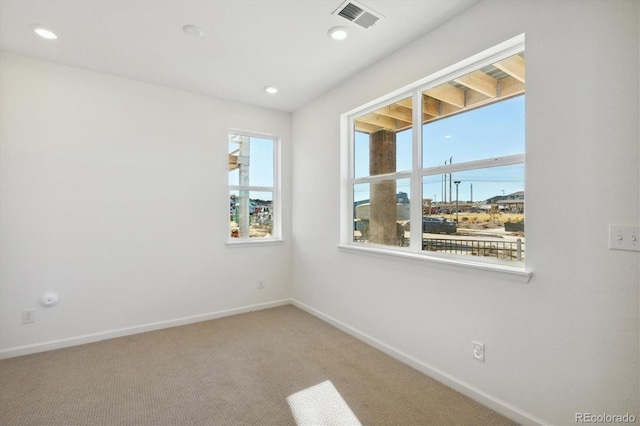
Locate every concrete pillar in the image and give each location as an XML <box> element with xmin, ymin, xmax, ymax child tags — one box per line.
<box><xmin>369</xmin><ymin>129</ymin><xmax>397</xmax><ymax>245</ymax></box>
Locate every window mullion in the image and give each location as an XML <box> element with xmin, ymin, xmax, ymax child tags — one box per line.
<box><xmin>230</xmin><ymin>185</ymin><xmax>274</xmax><ymax>192</ymax></box>
<box><xmin>343</xmin><ymin>115</ymin><xmax>355</xmax><ymax>245</ymax></box>
<box><xmin>420</xmin><ymin>154</ymin><xmax>525</xmax><ymax>177</ymax></box>
<box><xmin>273</xmin><ymin>136</ymin><xmax>281</xmax><ymax>239</ymax></box>
<box><xmin>410</xmin><ymin>89</ymin><xmax>423</xmax><ymax>251</ymax></box>
<box><xmin>352</xmin><ymin>171</ymin><xmax>412</xmax><ymax>184</ymax></box>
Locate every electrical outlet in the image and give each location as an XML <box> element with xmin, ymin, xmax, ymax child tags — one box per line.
<box><xmin>258</xmin><ymin>279</ymin><xmax>265</xmax><ymax>289</ymax></box>
<box><xmin>472</xmin><ymin>341</ymin><xmax>485</xmax><ymax>362</ymax></box>
<box><xmin>22</xmin><ymin>309</ymin><xmax>35</xmax><ymax>324</ymax></box>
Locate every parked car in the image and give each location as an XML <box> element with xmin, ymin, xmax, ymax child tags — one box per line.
<box><xmin>401</xmin><ymin>217</ymin><xmax>457</xmax><ymax>234</ymax></box>
<box><xmin>422</xmin><ymin>216</ymin><xmax>457</xmax><ymax>234</ymax></box>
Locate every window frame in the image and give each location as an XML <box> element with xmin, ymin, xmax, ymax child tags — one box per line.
<box><xmin>227</xmin><ymin>129</ymin><xmax>282</xmax><ymax>246</ymax></box>
<box><xmin>339</xmin><ymin>34</ymin><xmax>531</xmax><ymax>280</ymax></box>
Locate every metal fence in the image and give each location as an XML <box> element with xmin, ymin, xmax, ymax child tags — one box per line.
<box><xmin>423</xmin><ymin>238</ymin><xmax>524</xmax><ymax>260</ymax></box>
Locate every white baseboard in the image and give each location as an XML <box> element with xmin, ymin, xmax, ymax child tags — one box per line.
<box><xmin>2</xmin><ymin>297</ymin><xmax>547</xmax><ymax>425</ymax></box>
<box><xmin>291</xmin><ymin>299</ymin><xmax>547</xmax><ymax>426</ymax></box>
<box><xmin>0</xmin><ymin>299</ymin><xmax>291</xmax><ymax>359</ymax></box>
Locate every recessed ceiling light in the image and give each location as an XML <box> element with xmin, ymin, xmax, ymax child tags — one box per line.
<box><xmin>30</xmin><ymin>25</ymin><xmax>57</xmax><ymax>40</ymax></box>
<box><xmin>182</xmin><ymin>24</ymin><xmax>203</xmax><ymax>37</ymax></box>
<box><xmin>328</xmin><ymin>26</ymin><xmax>348</xmax><ymax>41</ymax></box>
<box><xmin>264</xmin><ymin>86</ymin><xmax>278</xmax><ymax>94</ymax></box>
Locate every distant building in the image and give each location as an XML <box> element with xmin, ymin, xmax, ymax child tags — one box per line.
<box><xmin>485</xmin><ymin>191</ymin><xmax>524</xmax><ymax>204</ymax></box>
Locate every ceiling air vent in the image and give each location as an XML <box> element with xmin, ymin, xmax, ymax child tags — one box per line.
<box><xmin>332</xmin><ymin>0</ymin><xmax>383</xmax><ymax>29</ymax></box>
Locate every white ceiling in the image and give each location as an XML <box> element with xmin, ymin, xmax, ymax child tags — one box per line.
<box><xmin>0</xmin><ymin>0</ymin><xmax>478</xmax><ymax>112</ymax></box>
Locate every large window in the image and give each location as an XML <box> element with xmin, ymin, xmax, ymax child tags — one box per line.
<box><xmin>342</xmin><ymin>37</ymin><xmax>526</xmax><ymax>269</ymax></box>
<box><xmin>228</xmin><ymin>131</ymin><xmax>279</xmax><ymax>241</ymax></box>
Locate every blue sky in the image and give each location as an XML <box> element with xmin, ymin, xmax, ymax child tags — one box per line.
<box><xmin>354</xmin><ymin>95</ymin><xmax>525</xmax><ymax>203</ymax></box>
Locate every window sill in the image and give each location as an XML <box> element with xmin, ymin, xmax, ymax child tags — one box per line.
<box><xmin>226</xmin><ymin>238</ymin><xmax>284</xmax><ymax>248</ymax></box>
<box><xmin>337</xmin><ymin>244</ymin><xmax>532</xmax><ymax>283</ymax></box>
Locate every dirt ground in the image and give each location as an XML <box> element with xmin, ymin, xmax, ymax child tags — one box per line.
<box><xmin>440</xmin><ymin>212</ymin><xmax>524</xmax><ymax>226</ymax></box>
<box><xmin>229</xmin><ymin>221</ymin><xmax>272</xmax><ymax>238</ymax></box>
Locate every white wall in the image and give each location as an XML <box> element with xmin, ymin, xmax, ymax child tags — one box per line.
<box><xmin>291</xmin><ymin>1</ymin><xmax>639</xmax><ymax>424</ymax></box>
<box><xmin>0</xmin><ymin>52</ymin><xmax>292</xmax><ymax>355</ymax></box>
<box><xmin>1</xmin><ymin>1</ymin><xmax>638</xmax><ymax>423</ymax></box>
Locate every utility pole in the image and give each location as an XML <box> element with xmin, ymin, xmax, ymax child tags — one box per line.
<box><xmin>449</xmin><ymin>157</ymin><xmax>453</xmax><ymax>205</ymax></box>
<box><xmin>442</xmin><ymin>161</ymin><xmax>446</xmax><ymax>206</ymax></box>
<box><xmin>454</xmin><ymin>180</ymin><xmax>461</xmax><ymax>223</ymax></box>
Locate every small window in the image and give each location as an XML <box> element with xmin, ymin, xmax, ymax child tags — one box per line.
<box><xmin>342</xmin><ymin>36</ymin><xmax>526</xmax><ymax>269</ymax></box>
<box><xmin>228</xmin><ymin>132</ymin><xmax>279</xmax><ymax>240</ymax></box>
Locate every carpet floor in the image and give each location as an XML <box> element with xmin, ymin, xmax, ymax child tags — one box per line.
<box><xmin>0</xmin><ymin>305</ymin><xmax>517</xmax><ymax>425</ymax></box>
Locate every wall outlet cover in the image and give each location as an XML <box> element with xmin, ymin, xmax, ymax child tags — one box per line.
<box><xmin>473</xmin><ymin>341</ymin><xmax>485</xmax><ymax>362</ymax></box>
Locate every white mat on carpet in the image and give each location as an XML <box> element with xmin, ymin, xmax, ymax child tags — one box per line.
<box><xmin>286</xmin><ymin>380</ymin><xmax>362</xmax><ymax>426</ymax></box>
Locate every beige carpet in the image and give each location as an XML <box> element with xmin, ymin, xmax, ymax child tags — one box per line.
<box><xmin>0</xmin><ymin>305</ymin><xmax>517</xmax><ymax>425</ymax></box>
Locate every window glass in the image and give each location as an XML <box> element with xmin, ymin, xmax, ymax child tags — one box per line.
<box><xmin>228</xmin><ymin>133</ymin><xmax>277</xmax><ymax>240</ymax></box>
<box><xmin>422</xmin><ymin>164</ymin><xmax>524</xmax><ymax>260</ymax></box>
<box><xmin>353</xmin><ymin>178</ymin><xmax>410</xmax><ymax>247</ymax></box>
<box><xmin>354</xmin><ymin>97</ymin><xmax>413</xmax><ymax>178</ymax></box>
<box><xmin>418</xmin><ymin>52</ymin><xmax>526</xmax><ymax>261</ymax></box>
<box><xmin>344</xmin><ymin>44</ymin><xmax>526</xmax><ymax>266</ymax></box>
<box><xmin>229</xmin><ymin>190</ymin><xmax>273</xmax><ymax>239</ymax></box>
<box><xmin>228</xmin><ymin>135</ymin><xmax>273</xmax><ymax>187</ymax></box>
<box><xmin>422</xmin><ymin>96</ymin><xmax>525</xmax><ymax>168</ymax></box>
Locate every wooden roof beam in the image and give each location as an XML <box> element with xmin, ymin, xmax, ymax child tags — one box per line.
<box><xmin>493</xmin><ymin>55</ymin><xmax>525</xmax><ymax>83</ymax></box>
<box><xmin>229</xmin><ymin>154</ymin><xmax>239</xmax><ymax>171</ymax></box>
<box><xmin>396</xmin><ymin>98</ymin><xmax>412</xmax><ymax>108</ymax></box>
<box><xmin>454</xmin><ymin>70</ymin><xmax>498</xmax><ymax>98</ymax></box>
<box><xmin>440</xmin><ymin>102</ymin><xmax>462</xmax><ymax>117</ymax></box>
<box><xmin>464</xmin><ymin>89</ymin><xmax>492</xmax><ymax>109</ymax></box>
<box><xmin>423</xmin><ymin>96</ymin><xmax>439</xmax><ymax>117</ymax></box>
<box><xmin>374</xmin><ymin>103</ymin><xmax>413</xmax><ymax>123</ymax></box>
<box><xmin>356</xmin><ymin>112</ymin><xmax>410</xmax><ymax>131</ymax></box>
<box><xmin>424</xmin><ymin>83</ymin><xmax>465</xmax><ymax>108</ymax></box>
<box><xmin>397</xmin><ymin>97</ymin><xmax>433</xmax><ymax>121</ymax></box>
<box><xmin>498</xmin><ymin>75</ymin><xmax>525</xmax><ymax>98</ymax></box>
<box><xmin>355</xmin><ymin>120</ymin><xmax>385</xmax><ymax>134</ymax></box>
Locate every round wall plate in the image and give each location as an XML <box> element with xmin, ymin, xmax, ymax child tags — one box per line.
<box><xmin>40</xmin><ymin>292</ymin><xmax>59</xmax><ymax>307</ymax></box>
